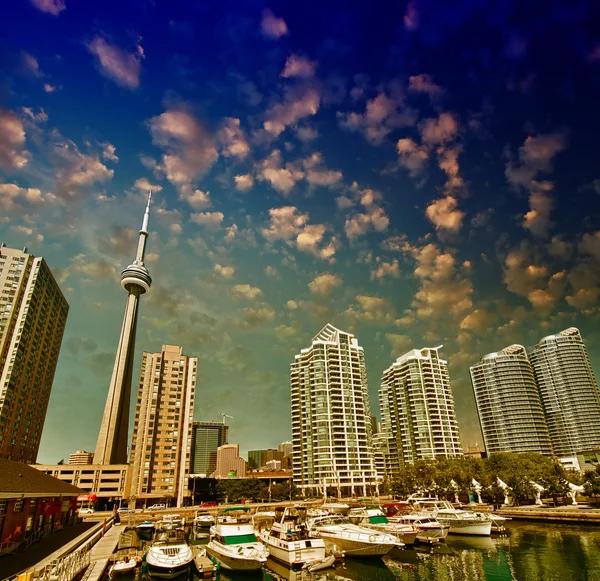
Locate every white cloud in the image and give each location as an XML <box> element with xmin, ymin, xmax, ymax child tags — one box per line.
<box><xmin>0</xmin><ymin>182</ymin><xmax>55</xmax><ymax>214</ymax></box>
<box><xmin>404</xmin><ymin>0</ymin><xmax>419</xmax><ymax>30</ymax></box>
<box><xmin>419</xmin><ymin>112</ymin><xmax>459</xmax><ymax>147</ymax></box>
<box><xmin>371</xmin><ymin>258</ymin><xmax>400</xmax><ymax>280</ymax></box>
<box><xmin>264</xmin><ymin>85</ymin><xmax>321</xmax><ymax>138</ymax></box>
<box><xmin>133</xmin><ymin>177</ymin><xmax>163</xmax><ymax>194</ymax></box>
<box><xmin>343</xmin><ymin>185</ymin><xmax>390</xmax><ymax>240</ymax></box>
<box><xmin>218</xmin><ymin>117</ymin><xmax>250</xmax><ymax>159</ymax></box>
<box><xmin>213</xmin><ymin>264</ymin><xmax>235</xmax><ymax>278</ymax></box>
<box><xmin>101</xmin><ymin>142</ymin><xmax>118</xmax><ymax>162</ymax></box>
<box><xmin>425</xmin><ymin>195</ymin><xmax>465</xmax><ymax>233</ymax></box>
<box><xmin>408</xmin><ymin>74</ymin><xmax>442</xmax><ymax>97</ymax></box>
<box><xmin>0</xmin><ymin>108</ymin><xmax>30</xmax><ymax>172</ymax></box>
<box><xmin>186</xmin><ymin>189</ymin><xmax>211</xmax><ymax>210</ymax></box>
<box><xmin>191</xmin><ymin>211</ymin><xmax>224</xmax><ymax>229</ymax></box>
<box><xmin>87</xmin><ymin>36</ymin><xmax>144</xmax><ymax>89</ymax></box>
<box><xmin>30</xmin><ymin>0</ymin><xmax>65</xmax><ymax>15</ymax></box>
<box><xmin>345</xmin><ymin>295</ymin><xmax>394</xmax><ymax>324</ymax></box>
<box><xmin>43</xmin><ymin>83</ymin><xmax>57</xmax><ymax>93</ymax></box>
<box><xmin>302</xmin><ymin>152</ymin><xmax>342</xmax><ymax>186</ymax></box>
<box><xmin>281</xmin><ymin>55</ymin><xmax>317</xmax><ymax>79</ymax></box>
<box><xmin>234</xmin><ymin>174</ymin><xmax>254</xmax><ymax>192</ymax></box>
<box><xmin>396</xmin><ymin>137</ymin><xmax>428</xmax><ymax>176</ymax></box>
<box><xmin>257</xmin><ymin>150</ymin><xmax>303</xmax><ymax>194</ymax></box>
<box><xmin>308</xmin><ymin>273</ymin><xmax>342</xmax><ymax>295</ymax></box>
<box><xmin>261</xmin><ymin>9</ymin><xmax>288</xmax><ymax>39</ymax></box>
<box><xmin>232</xmin><ymin>284</ymin><xmax>263</xmax><ymax>300</ymax></box>
<box><xmin>21</xmin><ymin>52</ymin><xmax>42</xmax><ymax>77</ymax></box>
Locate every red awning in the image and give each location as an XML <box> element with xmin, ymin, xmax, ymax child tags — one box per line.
<box><xmin>76</xmin><ymin>494</ymin><xmax>97</xmax><ymax>502</ymax></box>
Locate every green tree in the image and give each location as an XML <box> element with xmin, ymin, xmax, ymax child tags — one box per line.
<box><xmin>584</xmin><ymin>466</ymin><xmax>600</xmax><ymax>506</ymax></box>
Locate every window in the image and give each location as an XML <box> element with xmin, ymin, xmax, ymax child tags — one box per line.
<box><xmin>13</xmin><ymin>499</ymin><xmax>23</xmax><ymax>513</ymax></box>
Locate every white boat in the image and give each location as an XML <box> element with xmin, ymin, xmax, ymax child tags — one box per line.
<box><xmin>145</xmin><ymin>528</ymin><xmax>193</xmax><ymax>578</ymax></box>
<box><xmin>304</xmin><ymin>554</ymin><xmax>335</xmax><ymax>572</ymax></box>
<box><xmin>321</xmin><ymin>502</ymin><xmax>350</xmax><ymax>514</ymax></box>
<box><xmin>259</xmin><ymin>506</ymin><xmax>327</xmax><ymax>568</ymax></box>
<box><xmin>410</xmin><ymin>499</ymin><xmax>492</xmax><ymax>536</ymax></box>
<box><xmin>157</xmin><ymin>514</ymin><xmax>184</xmax><ymax>530</ymax></box>
<box><xmin>108</xmin><ymin>556</ymin><xmax>140</xmax><ymax>577</ymax></box>
<box><xmin>307</xmin><ymin>514</ymin><xmax>401</xmax><ymax>557</ymax></box>
<box><xmin>347</xmin><ymin>506</ymin><xmax>419</xmax><ymax>545</ymax></box>
<box><xmin>206</xmin><ymin>520</ymin><xmax>269</xmax><ymax>571</ymax></box>
<box><xmin>136</xmin><ymin>521</ymin><xmax>156</xmax><ymax>533</ymax></box>
<box><xmin>193</xmin><ymin>511</ymin><xmax>215</xmax><ymax>528</ymax></box>
<box><xmin>387</xmin><ymin>514</ymin><xmax>449</xmax><ymax>544</ymax></box>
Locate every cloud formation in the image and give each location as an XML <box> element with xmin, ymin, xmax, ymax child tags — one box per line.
<box><xmin>0</xmin><ymin>108</ymin><xmax>30</xmax><ymax>172</ymax></box>
<box><xmin>261</xmin><ymin>9</ymin><xmax>288</xmax><ymax>39</ymax></box>
<box><xmin>87</xmin><ymin>36</ymin><xmax>144</xmax><ymax>89</ymax></box>
<box><xmin>281</xmin><ymin>55</ymin><xmax>317</xmax><ymax>79</ymax></box>
<box><xmin>30</xmin><ymin>0</ymin><xmax>65</xmax><ymax>15</ymax></box>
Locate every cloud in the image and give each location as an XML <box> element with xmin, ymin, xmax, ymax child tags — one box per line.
<box><xmin>191</xmin><ymin>211</ymin><xmax>224</xmax><ymax>229</ymax></box>
<box><xmin>234</xmin><ymin>174</ymin><xmax>254</xmax><ymax>191</ymax></box>
<box><xmin>396</xmin><ymin>138</ymin><xmax>428</xmax><ymax>176</ymax></box>
<box><xmin>343</xmin><ymin>185</ymin><xmax>390</xmax><ymax>240</ymax></box>
<box><xmin>101</xmin><ymin>142</ymin><xmax>118</xmax><ymax>162</ymax></box>
<box><xmin>148</xmin><ymin>106</ymin><xmax>218</xmax><ymax>197</ymax></box>
<box><xmin>338</xmin><ymin>92</ymin><xmax>417</xmax><ymax>144</ymax></box>
<box><xmin>0</xmin><ymin>182</ymin><xmax>55</xmax><ymax>214</ymax></box>
<box><xmin>133</xmin><ymin>177</ymin><xmax>163</xmax><ymax>194</ymax></box>
<box><xmin>345</xmin><ymin>295</ymin><xmax>394</xmax><ymax>324</ymax></box>
<box><xmin>523</xmin><ymin>189</ymin><xmax>554</xmax><ymax>237</ymax></box>
<box><xmin>385</xmin><ymin>333</ymin><xmax>413</xmax><ymax>356</ymax></box>
<box><xmin>0</xmin><ymin>108</ymin><xmax>30</xmax><ymax>172</ymax></box>
<box><xmin>43</xmin><ymin>83</ymin><xmax>57</xmax><ymax>93</ymax></box>
<box><xmin>213</xmin><ymin>264</ymin><xmax>235</xmax><ymax>278</ymax></box>
<box><xmin>21</xmin><ymin>52</ymin><xmax>42</xmax><ymax>77</ymax></box>
<box><xmin>425</xmin><ymin>195</ymin><xmax>465</xmax><ymax>233</ymax></box>
<box><xmin>371</xmin><ymin>258</ymin><xmax>400</xmax><ymax>280</ymax></box>
<box><xmin>264</xmin><ymin>85</ymin><xmax>321</xmax><ymax>138</ymax></box>
<box><xmin>404</xmin><ymin>1</ymin><xmax>419</xmax><ymax>30</ymax></box>
<box><xmin>218</xmin><ymin>117</ymin><xmax>250</xmax><ymax>159</ymax></box>
<box><xmin>231</xmin><ymin>284</ymin><xmax>263</xmax><ymax>300</ymax></box>
<box><xmin>257</xmin><ymin>150</ymin><xmax>303</xmax><ymax>194</ymax></box>
<box><xmin>87</xmin><ymin>36</ymin><xmax>144</xmax><ymax>89</ymax></box>
<box><xmin>419</xmin><ymin>112</ymin><xmax>459</xmax><ymax>147</ymax></box>
<box><xmin>460</xmin><ymin>309</ymin><xmax>496</xmax><ymax>333</ymax></box>
<box><xmin>30</xmin><ymin>0</ymin><xmax>65</xmax><ymax>15</ymax></box>
<box><xmin>186</xmin><ymin>189</ymin><xmax>211</xmax><ymax>210</ymax></box>
<box><xmin>308</xmin><ymin>273</ymin><xmax>342</xmax><ymax>295</ymax></box>
<box><xmin>261</xmin><ymin>9</ymin><xmax>288</xmax><ymax>39</ymax></box>
<box><xmin>236</xmin><ymin>306</ymin><xmax>276</xmax><ymax>328</ymax></box>
<box><xmin>302</xmin><ymin>152</ymin><xmax>342</xmax><ymax>186</ymax></box>
<box><xmin>281</xmin><ymin>55</ymin><xmax>317</xmax><ymax>79</ymax></box>
<box><xmin>55</xmin><ymin>253</ymin><xmax>117</xmax><ymax>284</ymax></box>
<box><xmin>408</xmin><ymin>74</ymin><xmax>442</xmax><ymax>98</ymax></box>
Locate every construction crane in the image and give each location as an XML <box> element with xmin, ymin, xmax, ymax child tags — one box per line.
<box><xmin>220</xmin><ymin>413</ymin><xmax>233</xmax><ymax>424</ymax></box>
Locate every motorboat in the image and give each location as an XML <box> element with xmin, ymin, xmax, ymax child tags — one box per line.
<box><xmin>387</xmin><ymin>514</ymin><xmax>449</xmax><ymax>544</ymax></box>
<box><xmin>145</xmin><ymin>528</ymin><xmax>193</xmax><ymax>578</ymax></box>
<box><xmin>347</xmin><ymin>506</ymin><xmax>419</xmax><ymax>545</ymax></box>
<box><xmin>157</xmin><ymin>514</ymin><xmax>184</xmax><ymax>530</ymax></box>
<box><xmin>321</xmin><ymin>502</ymin><xmax>350</xmax><ymax>514</ymax></box>
<box><xmin>108</xmin><ymin>555</ymin><xmax>141</xmax><ymax>577</ymax></box>
<box><xmin>136</xmin><ymin>521</ymin><xmax>156</xmax><ymax>533</ymax></box>
<box><xmin>307</xmin><ymin>514</ymin><xmax>401</xmax><ymax>557</ymax></box>
<box><xmin>193</xmin><ymin>511</ymin><xmax>215</xmax><ymax>528</ymax></box>
<box><xmin>410</xmin><ymin>499</ymin><xmax>492</xmax><ymax>536</ymax></box>
<box><xmin>485</xmin><ymin>512</ymin><xmax>510</xmax><ymax>534</ymax></box>
<box><xmin>191</xmin><ymin>546</ymin><xmax>218</xmax><ymax>578</ymax></box>
<box><xmin>259</xmin><ymin>506</ymin><xmax>327</xmax><ymax>568</ymax></box>
<box><xmin>206</xmin><ymin>520</ymin><xmax>269</xmax><ymax>571</ymax></box>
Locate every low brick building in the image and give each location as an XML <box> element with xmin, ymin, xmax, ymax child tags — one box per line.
<box><xmin>0</xmin><ymin>459</ymin><xmax>84</xmax><ymax>553</ymax></box>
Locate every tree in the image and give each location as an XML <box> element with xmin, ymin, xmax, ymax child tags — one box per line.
<box><xmin>584</xmin><ymin>466</ymin><xmax>600</xmax><ymax>506</ymax></box>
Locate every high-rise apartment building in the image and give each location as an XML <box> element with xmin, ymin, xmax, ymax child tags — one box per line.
<box><xmin>127</xmin><ymin>345</ymin><xmax>197</xmax><ymax>507</ymax></box>
<box><xmin>470</xmin><ymin>345</ymin><xmax>552</xmax><ymax>455</ymax></box>
<box><xmin>291</xmin><ymin>324</ymin><xmax>377</xmax><ymax>497</ymax></box>
<box><xmin>529</xmin><ymin>328</ymin><xmax>600</xmax><ymax>457</ymax></box>
<box><xmin>69</xmin><ymin>450</ymin><xmax>94</xmax><ymax>465</ymax></box>
<box><xmin>0</xmin><ymin>245</ymin><xmax>68</xmax><ymax>463</ymax></box>
<box><xmin>380</xmin><ymin>347</ymin><xmax>462</xmax><ymax>465</ymax></box>
<box><xmin>214</xmin><ymin>444</ymin><xmax>247</xmax><ymax>478</ymax></box>
<box><xmin>190</xmin><ymin>421</ymin><xmax>228</xmax><ymax>477</ymax></box>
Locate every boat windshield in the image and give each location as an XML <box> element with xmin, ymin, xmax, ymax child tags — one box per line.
<box><xmin>223</xmin><ymin>533</ymin><xmax>258</xmax><ymax>545</ymax></box>
<box><xmin>313</xmin><ymin>516</ymin><xmax>348</xmax><ymax>526</ymax></box>
<box><xmin>154</xmin><ymin>530</ymin><xmax>186</xmax><ymax>544</ymax></box>
<box><xmin>368</xmin><ymin>515</ymin><xmax>389</xmax><ymax>524</ymax></box>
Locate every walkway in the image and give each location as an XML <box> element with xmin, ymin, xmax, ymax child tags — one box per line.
<box><xmin>81</xmin><ymin>525</ymin><xmax>122</xmax><ymax>581</ymax></box>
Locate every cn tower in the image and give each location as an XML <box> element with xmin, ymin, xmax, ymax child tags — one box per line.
<box><xmin>94</xmin><ymin>193</ymin><xmax>153</xmax><ymax>465</ymax></box>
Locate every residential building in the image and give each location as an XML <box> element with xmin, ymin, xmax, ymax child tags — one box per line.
<box><xmin>529</xmin><ymin>328</ymin><xmax>600</xmax><ymax>457</ymax></box>
<box><xmin>127</xmin><ymin>345</ymin><xmax>197</xmax><ymax>507</ymax></box>
<box><xmin>190</xmin><ymin>421</ymin><xmax>229</xmax><ymax>477</ymax></box>
<box><xmin>0</xmin><ymin>245</ymin><xmax>69</xmax><ymax>464</ymax></box>
<box><xmin>470</xmin><ymin>345</ymin><xmax>553</xmax><ymax>455</ymax></box>
<box><xmin>291</xmin><ymin>324</ymin><xmax>377</xmax><ymax>497</ymax></box>
<box><xmin>94</xmin><ymin>194</ymin><xmax>153</xmax><ymax>465</ymax></box>
<box><xmin>213</xmin><ymin>444</ymin><xmax>247</xmax><ymax>478</ymax></box>
<box><xmin>380</xmin><ymin>346</ymin><xmax>462</xmax><ymax>466</ymax></box>
<box><xmin>278</xmin><ymin>441</ymin><xmax>293</xmax><ymax>469</ymax></box>
<box><xmin>68</xmin><ymin>450</ymin><xmax>94</xmax><ymax>465</ymax></box>
<box><xmin>265</xmin><ymin>459</ymin><xmax>282</xmax><ymax>471</ymax></box>
<box><xmin>248</xmin><ymin>450</ymin><xmax>267</xmax><ymax>470</ymax></box>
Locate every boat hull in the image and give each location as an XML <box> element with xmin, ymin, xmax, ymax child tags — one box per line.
<box><xmin>439</xmin><ymin>520</ymin><xmax>492</xmax><ymax>536</ymax></box>
<box><xmin>265</xmin><ymin>538</ymin><xmax>327</xmax><ymax>568</ymax></box>
<box><xmin>205</xmin><ymin>545</ymin><xmax>266</xmax><ymax>571</ymax></box>
<box><xmin>319</xmin><ymin>534</ymin><xmax>395</xmax><ymax>557</ymax></box>
<box><xmin>145</xmin><ymin>561</ymin><xmax>191</xmax><ymax>579</ymax></box>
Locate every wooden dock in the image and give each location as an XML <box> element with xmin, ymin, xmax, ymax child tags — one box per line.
<box><xmin>498</xmin><ymin>506</ymin><xmax>600</xmax><ymax>524</ymax></box>
<box><xmin>191</xmin><ymin>546</ymin><xmax>218</xmax><ymax>578</ymax></box>
<box><xmin>83</xmin><ymin>525</ymin><xmax>122</xmax><ymax>581</ymax></box>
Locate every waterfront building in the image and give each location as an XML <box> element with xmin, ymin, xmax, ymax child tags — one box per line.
<box><xmin>470</xmin><ymin>345</ymin><xmax>552</xmax><ymax>455</ymax></box>
<box><xmin>265</xmin><ymin>459</ymin><xmax>281</xmax><ymax>471</ymax></box>
<box><xmin>68</xmin><ymin>450</ymin><xmax>94</xmax><ymax>465</ymax></box>
<box><xmin>529</xmin><ymin>328</ymin><xmax>600</xmax><ymax>457</ymax></box>
<box><xmin>380</xmin><ymin>346</ymin><xmax>462</xmax><ymax>465</ymax></box>
<box><xmin>190</xmin><ymin>420</ymin><xmax>229</xmax><ymax>477</ymax></box>
<box><xmin>94</xmin><ymin>194</ymin><xmax>153</xmax><ymax>465</ymax></box>
<box><xmin>0</xmin><ymin>245</ymin><xmax>69</xmax><ymax>464</ymax></box>
<box><xmin>127</xmin><ymin>345</ymin><xmax>197</xmax><ymax>507</ymax></box>
<box><xmin>291</xmin><ymin>324</ymin><xmax>378</xmax><ymax>497</ymax></box>
<box><xmin>248</xmin><ymin>449</ymin><xmax>267</xmax><ymax>470</ymax></box>
<box><xmin>213</xmin><ymin>444</ymin><xmax>247</xmax><ymax>478</ymax></box>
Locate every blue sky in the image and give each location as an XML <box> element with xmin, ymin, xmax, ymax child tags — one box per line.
<box><xmin>2</xmin><ymin>0</ymin><xmax>600</xmax><ymax>463</ymax></box>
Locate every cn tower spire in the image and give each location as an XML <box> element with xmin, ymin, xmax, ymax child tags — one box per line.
<box><xmin>94</xmin><ymin>193</ymin><xmax>153</xmax><ymax>465</ymax></box>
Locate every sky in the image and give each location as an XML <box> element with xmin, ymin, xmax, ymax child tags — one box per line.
<box><xmin>1</xmin><ymin>0</ymin><xmax>600</xmax><ymax>464</ymax></box>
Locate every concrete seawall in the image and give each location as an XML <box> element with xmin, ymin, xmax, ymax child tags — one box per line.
<box><xmin>498</xmin><ymin>506</ymin><xmax>600</xmax><ymax>524</ymax></box>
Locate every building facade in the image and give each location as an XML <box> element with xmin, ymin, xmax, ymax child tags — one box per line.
<box><xmin>529</xmin><ymin>328</ymin><xmax>600</xmax><ymax>457</ymax></box>
<box><xmin>68</xmin><ymin>450</ymin><xmax>94</xmax><ymax>465</ymax></box>
<box><xmin>470</xmin><ymin>345</ymin><xmax>553</xmax><ymax>455</ymax></box>
<box><xmin>291</xmin><ymin>324</ymin><xmax>377</xmax><ymax>497</ymax></box>
<box><xmin>380</xmin><ymin>347</ymin><xmax>462</xmax><ymax>466</ymax></box>
<box><xmin>0</xmin><ymin>245</ymin><xmax>68</xmax><ymax>464</ymax></box>
<box><xmin>127</xmin><ymin>345</ymin><xmax>197</xmax><ymax>507</ymax></box>
<box><xmin>213</xmin><ymin>444</ymin><xmax>247</xmax><ymax>478</ymax></box>
<box><xmin>190</xmin><ymin>421</ymin><xmax>229</xmax><ymax>477</ymax></box>
<box><xmin>247</xmin><ymin>449</ymin><xmax>267</xmax><ymax>470</ymax></box>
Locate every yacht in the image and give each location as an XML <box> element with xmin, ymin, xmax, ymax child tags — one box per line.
<box><xmin>410</xmin><ymin>499</ymin><xmax>492</xmax><ymax>536</ymax></box>
<box><xmin>206</xmin><ymin>520</ymin><xmax>269</xmax><ymax>571</ymax></box>
<box><xmin>321</xmin><ymin>502</ymin><xmax>350</xmax><ymax>514</ymax></box>
<box><xmin>387</xmin><ymin>514</ymin><xmax>449</xmax><ymax>544</ymax></box>
<box><xmin>259</xmin><ymin>506</ymin><xmax>328</xmax><ymax>568</ymax></box>
<box><xmin>307</xmin><ymin>514</ymin><xmax>402</xmax><ymax>557</ymax></box>
<box><xmin>347</xmin><ymin>506</ymin><xmax>419</xmax><ymax>545</ymax></box>
<box><xmin>193</xmin><ymin>511</ymin><xmax>215</xmax><ymax>528</ymax></box>
<box><xmin>157</xmin><ymin>514</ymin><xmax>184</xmax><ymax>530</ymax></box>
<box><xmin>145</xmin><ymin>528</ymin><xmax>193</xmax><ymax>578</ymax></box>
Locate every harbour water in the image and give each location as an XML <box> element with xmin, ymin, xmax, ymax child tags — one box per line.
<box><xmin>103</xmin><ymin>522</ymin><xmax>600</xmax><ymax>581</ymax></box>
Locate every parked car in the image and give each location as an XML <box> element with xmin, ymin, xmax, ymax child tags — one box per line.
<box><xmin>147</xmin><ymin>503</ymin><xmax>166</xmax><ymax>510</ymax></box>
<box><xmin>199</xmin><ymin>501</ymin><xmax>217</xmax><ymax>507</ymax></box>
<box><xmin>78</xmin><ymin>507</ymin><xmax>94</xmax><ymax>515</ymax></box>
<box><xmin>117</xmin><ymin>507</ymin><xmax>131</xmax><ymax>513</ymax></box>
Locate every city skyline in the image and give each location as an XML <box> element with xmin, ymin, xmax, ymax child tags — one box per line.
<box><xmin>1</xmin><ymin>0</ymin><xmax>599</xmax><ymax>462</ymax></box>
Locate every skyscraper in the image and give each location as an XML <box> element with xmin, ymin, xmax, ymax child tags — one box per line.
<box><xmin>291</xmin><ymin>324</ymin><xmax>377</xmax><ymax>497</ymax></box>
<box><xmin>470</xmin><ymin>345</ymin><xmax>552</xmax><ymax>455</ymax></box>
<box><xmin>0</xmin><ymin>245</ymin><xmax>68</xmax><ymax>463</ymax></box>
<box><xmin>94</xmin><ymin>194</ymin><xmax>153</xmax><ymax>465</ymax></box>
<box><xmin>214</xmin><ymin>444</ymin><xmax>247</xmax><ymax>478</ymax></box>
<box><xmin>190</xmin><ymin>420</ymin><xmax>229</xmax><ymax>477</ymax></box>
<box><xmin>529</xmin><ymin>328</ymin><xmax>600</xmax><ymax>457</ymax></box>
<box><xmin>127</xmin><ymin>345</ymin><xmax>197</xmax><ymax>507</ymax></box>
<box><xmin>380</xmin><ymin>346</ymin><xmax>462</xmax><ymax>465</ymax></box>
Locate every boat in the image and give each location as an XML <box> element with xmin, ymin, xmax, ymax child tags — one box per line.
<box><xmin>259</xmin><ymin>505</ymin><xmax>327</xmax><ymax>568</ymax></box>
<box><xmin>304</xmin><ymin>554</ymin><xmax>335</xmax><ymax>572</ymax></box>
<box><xmin>145</xmin><ymin>528</ymin><xmax>193</xmax><ymax>578</ymax></box>
<box><xmin>157</xmin><ymin>514</ymin><xmax>184</xmax><ymax>530</ymax></box>
<box><xmin>191</xmin><ymin>546</ymin><xmax>218</xmax><ymax>578</ymax></box>
<box><xmin>136</xmin><ymin>520</ymin><xmax>156</xmax><ymax>532</ymax></box>
<box><xmin>108</xmin><ymin>556</ymin><xmax>141</xmax><ymax>577</ymax></box>
<box><xmin>206</xmin><ymin>516</ymin><xmax>269</xmax><ymax>571</ymax></box>
<box><xmin>387</xmin><ymin>513</ymin><xmax>449</xmax><ymax>544</ymax></box>
<box><xmin>485</xmin><ymin>512</ymin><xmax>510</xmax><ymax>534</ymax></box>
<box><xmin>193</xmin><ymin>511</ymin><xmax>215</xmax><ymax>528</ymax></box>
<box><xmin>321</xmin><ymin>502</ymin><xmax>350</xmax><ymax>514</ymax></box>
<box><xmin>410</xmin><ymin>499</ymin><xmax>492</xmax><ymax>536</ymax></box>
<box><xmin>307</xmin><ymin>514</ymin><xmax>401</xmax><ymax>557</ymax></box>
<box><xmin>347</xmin><ymin>506</ymin><xmax>419</xmax><ymax>546</ymax></box>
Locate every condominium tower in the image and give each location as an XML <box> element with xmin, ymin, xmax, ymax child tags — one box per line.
<box><xmin>380</xmin><ymin>347</ymin><xmax>462</xmax><ymax>465</ymax></box>
<box><xmin>529</xmin><ymin>328</ymin><xmax>600</xmax><ymax>457</ymax></box>
<box><xmin>0</xmin><ymin>245</ymin><xmax>68</xmax><ymax>463</ymax></box>
<box><xmin>291</xmin><ymin>324</ymin><xmax>377</xmax><ymax>497</ymax></box>
<box><xmin>190</xmin><ymin>420</ymin><xmax>229</xmax><ymax>477</ymax></box>
<box><xmin>470</xmin><ymin>345</ymin><xmax>552</xmax><ymax>455</ymax></box>
<box><xmin>127</xmin><ymin>345</ymin><xmax>197</xmax><ymax>507</ymax></box>
<box><xmin>213</xmin><ymin>444</ymin><xmax>247</xmax><ymax>478</ymax></box>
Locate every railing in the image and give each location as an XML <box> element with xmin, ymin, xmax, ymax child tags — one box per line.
<box><xmin>0</xmin><ymin>539</ymin><xmax>20</xmax><ymax>555</ymax></box>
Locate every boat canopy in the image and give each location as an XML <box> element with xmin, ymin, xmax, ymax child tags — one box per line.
<box><xmin>368</xmin><ymin>515</ymin><xmax>388</xmax><ymax>524</ymax></box>
<box><xmin>222</xmin><ymin>533</ymin><xmax>259</xmax><ymax>545</ymax></box>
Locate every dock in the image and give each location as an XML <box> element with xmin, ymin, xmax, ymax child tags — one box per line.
<box><xmin>82</xmin><ymin>525</ymin><xmax>122</xmax><ymax>581</ymax></box>
<box><xmin>498</xmin><ymin>505</ymin><xmax>600</xmax><ymax>524</ymax></box>
<box><xmin>191</xmin><ymin>546</ymin><xmax>218</xmax><ymax>579</ymax></box>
